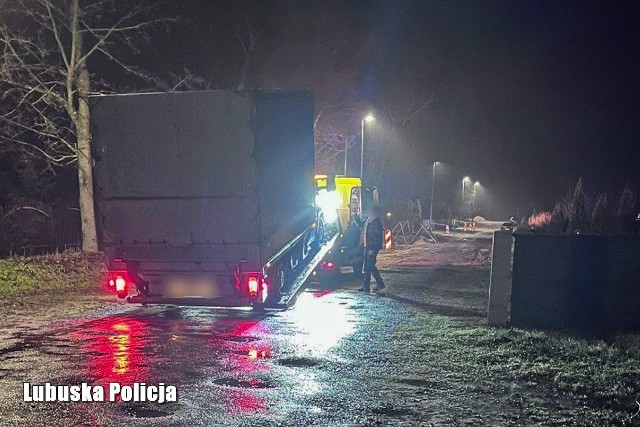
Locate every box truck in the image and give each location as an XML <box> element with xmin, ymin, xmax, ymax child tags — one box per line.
<box><xmin>92</xmin><ymin>90</ymin><xmax>335</xmax><ymax>308</ymax></box>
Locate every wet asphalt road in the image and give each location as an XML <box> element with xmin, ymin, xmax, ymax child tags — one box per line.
<box><xmin>0</xmin><ymin>268</ymin><xmax>498</xmax><ymax>427</ymax></box>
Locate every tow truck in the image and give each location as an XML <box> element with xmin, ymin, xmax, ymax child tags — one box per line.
<box><xmin>313</xmin><ymin>174</ymin><xmax>381</xmax><ymax>278</ymax></box>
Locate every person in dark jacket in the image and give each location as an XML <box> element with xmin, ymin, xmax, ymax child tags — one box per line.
<box><xmin>355</xmin><ymin>203</ymin><xmax>386</xmax><ymax>293</ymax></box>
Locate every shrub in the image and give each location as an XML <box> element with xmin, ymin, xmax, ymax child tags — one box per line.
<box><xmin>529</xmin><ymin>179</ymin><xmax>638</xmax><ymax>234</ymax></box>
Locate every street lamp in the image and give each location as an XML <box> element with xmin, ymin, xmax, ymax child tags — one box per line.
<box><xmin>360</xmin><ymin>114</ymin><xmax>375</xmax><ymax>179</ymax></box>
<box><xmin>473</xmin><ymin>181</ymin><xmax>481</xmax><ymax>214</ymax></box>
<box><xmin>429</xmin><ymin>161</ymin><xmax>439</xmax><ymax>224</ymax></box>
<box><xmin>461</xmin><ymin>177</ymin><xmax>471</xmax><ymax>217</ymax></box>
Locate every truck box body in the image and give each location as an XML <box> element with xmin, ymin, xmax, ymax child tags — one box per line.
<box><xmin>91</xmin><ymin>90</ymin><xmax>315</xmax><ymax>298</ymax></box>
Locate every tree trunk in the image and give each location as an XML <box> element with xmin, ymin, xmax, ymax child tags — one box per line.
<box><xmin>71</xmin><ymin>0</ymin><xmax>98</xmax><ymax>252</ymax></box>
<box><xmin>76</xmin><ymin>64</ymin><xmax>98</xmax><ymax>252</ymax></box>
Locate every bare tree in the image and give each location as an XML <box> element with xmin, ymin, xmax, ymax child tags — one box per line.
<box><xmin>313</xmin><ymin>106</ymin><xmax>369</xmax><ymax>173</ymax></box>
<box><xmin>617</xmin><ymin>183</ymin><xmax>636</xmax><ymax>232</ymax></box>
<box><xmin>235</xmin><ymin>15</ymin><xmax>270</xmax><ymax>91</ymax></box>
<box><xmin>0</xmin><ymin>0</ymin><xmax>170</xmax><ymax>252</ymax></box>
<box><xmin>568</xmin><ymin>177</ymin><xmax>589</xmax><ymax>233</ymax></box>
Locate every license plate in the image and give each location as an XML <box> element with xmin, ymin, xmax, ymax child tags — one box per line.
<box><xmin>161</xmin><ymin>276</ymin><xmax>219</xmax><ymax>298</ymax></box>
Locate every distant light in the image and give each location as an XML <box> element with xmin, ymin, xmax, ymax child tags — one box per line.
<box><xmin>364</xmin><ymin>114</ymin><xmax>375</xmax><ymax>123</ymax></box>
<box><xmin>386</xmin><ymin>212</ymin><xmax>391</xmax><ymax>217</ymax></box>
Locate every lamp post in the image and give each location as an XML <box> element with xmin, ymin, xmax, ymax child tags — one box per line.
<box><xmin>344</xmin><ymin>136</ymin><xmax>348</xmax><ymax>175</ymax></box>
<box><xmin>473</xmin><ymin>181</ymin><xmax>480</xmax><ymax>213</ymax></box>
<box><xmin>461</xmin><ymin>176</ymin><xmax>471</xmax><ymax>217</ymax></box>
<box><xmin>360</xmin><ymin>114</ymin><xmax>375</xmax><ymax>179</ymax></box>
<box><xmin>429</xmin><ymin>161</ymin><xmax>439</xmax><ymax>224</ymax></box>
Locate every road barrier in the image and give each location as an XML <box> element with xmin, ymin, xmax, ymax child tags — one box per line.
<box><xmin>384</xmin><ymin>229</ymin><xmax>392</xmax><ymax>250</ymax></box>
<box><xmin>510</xmin><ymin>233</ymin><xmax>640</xmax><ymax>333</ymax></box>
<box><xmin>391</xmin><ymin>221</ymin><xmax>411</xmax><ymax>245</ymax></box>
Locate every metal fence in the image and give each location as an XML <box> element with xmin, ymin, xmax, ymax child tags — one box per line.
<box><xmin>0</xmin><ymin>201</ymin><xmax>82</xmax><ymax>258</ymax></box>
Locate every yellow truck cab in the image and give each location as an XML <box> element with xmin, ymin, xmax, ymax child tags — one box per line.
<box><xmin>314</xmin><ymin>174</ymin><xmax>380</xmax><ymax>277</ymax></box>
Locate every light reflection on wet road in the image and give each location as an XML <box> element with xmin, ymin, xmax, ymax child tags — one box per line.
<box><xmin>0</xmin><ymin>284</ymin><xmax>388</xmax><ymax>426</ymax></box>
<box><xmin>0</xmin><ymin>266</ymin><xmax>497</xmax><ymax>427</ymax></box>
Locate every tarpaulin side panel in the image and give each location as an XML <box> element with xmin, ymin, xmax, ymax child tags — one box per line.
<box><xmin>91</xmin><ymin>90</ymin><xmax>315</xmax><ymax>269</ymax></box>
<box><xmin>91</xmin><ymin>91</ymin><xmax>259</xmax><ymax>266</ymax></box>
<box><xmin>252</xmin><ymin>90</ymin><xmax>316</xmax><ymax>262</ymax></box>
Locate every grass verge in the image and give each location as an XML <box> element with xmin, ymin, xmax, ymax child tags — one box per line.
<box><xmin>0</xmin><ymin>252</ymin><xmax>105</xmax><ymax>296</ymax></box>
<box><xmin>396</xmin><ymin>315</ymin><xmax>640</xmax><ymax>426</ymax></box>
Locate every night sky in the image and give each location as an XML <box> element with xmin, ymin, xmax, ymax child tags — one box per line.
<box><xmin>361</xmin><ymin>0</ymin><xmax>640</xmax><ymax>216</ymax></box>
<box><xmin>156</xmin><ymin>0</ymin><xmax>640</xmax><ymax>218</ymax></box>
<box><xmin>7</xmin><ymin>0</ymin><xmax>639</xmax><ymax>219</ymax></box>
<box><xmin>412</xmin><ymin>0</ymin><xmax>640</xmax><ymax>216</ymax></box>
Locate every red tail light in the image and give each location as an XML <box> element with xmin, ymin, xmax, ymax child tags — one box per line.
<box><xmin>320</xmin><ymin>261</ymin><xmax>335</xmax><ymax>270</ymax></box>
<box><xmin>114</xmin><ymin>275</ymin><xmax>127</xmax><ymax>293</ymax></box>
<box><xmin>247</xmin><ymin>276</ymin><xmax>259</xmax><ymax>297</ymax></box>
<box><xmin>106</xmin><ymin>270</ymin><xmax>130</xmax><ymax>298</ymax></box>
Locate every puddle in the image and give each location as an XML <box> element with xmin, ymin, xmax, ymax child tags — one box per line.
<box><xmin>231</xmin><ymin>349</ymin><xmax>271</xmax><ymax>360</ymax></box>
<box><xmin>0</xmin><ymin>335</ymin><xmax>50</xmax><ymax>355</ymax></box>
<box><xmin>371</xmin><ymin>406</ymin><xmax>416</xmax><ymax>417</ymax></box>
<box><xmin>219</xmin><ymin>335</ymin><xmax>258</xmax><ymax>343</ymax></box>
<box><xmin>396</xmin><ymin>378</ymin><xmax>438</xmax><ymax>388</ymax></box>
<box><xmin>49</xmin><ymin>344</ymin><xmax>73</xmax><ymax>350</ymax></box>
<box><xmin>83</xmin><ymin>350</ymin><xmax>108</xmax><ymax>357</ymax></box>
<box><xmin>41</xmin><ymin>350</ymin><xmax>68</xmax><ymax>356</ymax></box>
<box><xmin>177</xmin><ymin>369</ymin><xmax>202</xmax><ymax>379</ymax></box>
<box><xmin>123</xmin><ymin>405</ymin><xmax>174</xmax><ymax>418</ymax></box>
<box><xmin>278</xmin><ymin>357</ymin><xmax>320</xmax><ymax>367</ymax></box>
<box><xmin>213</xmin><ymin>377</ymin><xmax>274</xmax><ymax>389</ymax></box>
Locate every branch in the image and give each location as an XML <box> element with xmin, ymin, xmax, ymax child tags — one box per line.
<box><xmin>43</xmin><ymin>0</ymin><xmax>70</xmax><ymax>69</ymax></box>
<box><xmin>79</xmin><ymin>15</ymin><xmax>175</xmax><ymax>66</ymax></box>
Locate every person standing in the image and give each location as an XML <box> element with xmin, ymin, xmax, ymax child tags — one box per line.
<box><xmin>357</xmin><ymin>204</ymin><xmax>386</xmax><ymax>293</ymax></box>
